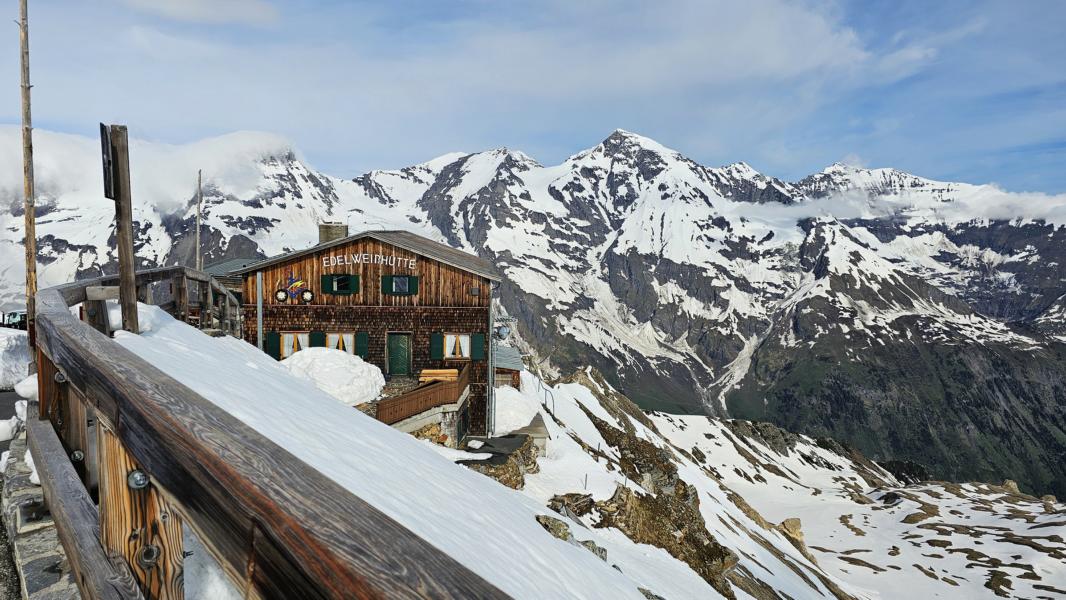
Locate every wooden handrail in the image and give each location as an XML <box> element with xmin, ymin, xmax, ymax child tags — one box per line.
<box><xmin>32</xmin><ymin>273</ymin><xmax>505</xmax><ymax>599</ymax></box>
<box><xmin>377</xmin><ymin>364</ymin><xmax>471</xmax><ymax>425</ymax></box>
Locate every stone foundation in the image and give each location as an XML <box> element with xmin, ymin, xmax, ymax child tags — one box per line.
<box><xmin>2</xmin><ymin>433</ymin><xmax>78</xmax><ymax>599</ymax></box>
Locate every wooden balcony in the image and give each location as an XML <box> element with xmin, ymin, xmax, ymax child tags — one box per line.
<box><xmin>376</xmin><ymin>365</ymin><xmax>470</xmax><ymax>425</ymax></box>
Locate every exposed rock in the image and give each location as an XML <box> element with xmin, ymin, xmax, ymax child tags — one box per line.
<box><xmin>579</xmin><ymin>539</ymin><xmax>608</xmax><ymax>562</ymax></box>
<box><xmin>1002</xmin><ymin>480</ymin><xmax>1021</xmax><ymax>494</ymax></box>
<box><xmin>549</xmin><ymin>493</ymin><xmax>595</xmax><ymax>517</ymax></box>
<box><xmin>534</xmin><ymin>514</ymin><xmax>608</xmax><ymax>563</ymax></box>
<box><xmin>535</xmin><ymin>514</ymin><xmax>572</xmax><ymax>542</ymax></box>
<box><xmin>638</xmin><ymin>587</ymin><xmax>666</xmax><ymax>600</ymax></box>
<box><xmin>779</xmin><ymin>518</ymin><xmax>804</xmax><ymax>544</ymax></box>
<box><xmin>594</xmin><ymin>484</ymin><xmax>738</xmax><ymax>598</ymax></box>
<box><xmin>411</xmin><ymin>423</ymin><xmax>448</xmax><ymax>446</ymax></box>
<box><xmin>461</xmin><ymin>435</ymin><xmax>540</xmax><ymax>490</ymax></box>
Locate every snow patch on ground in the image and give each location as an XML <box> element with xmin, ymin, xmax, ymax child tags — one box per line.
<box><xmin>0</xmin><ymin>328</ymin><xmax>29</xmax><ymax>390</ymax></box>
<box><xmin>281</xmin><ymin>347</ymin><xmax>384</xmax><ymax>406</ymax></box>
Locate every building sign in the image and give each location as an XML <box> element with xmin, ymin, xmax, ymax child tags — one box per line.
<box><xmin>322</xmin><ymin>252</ymin><xmax>417</xmax><ymax>270</ymax></box>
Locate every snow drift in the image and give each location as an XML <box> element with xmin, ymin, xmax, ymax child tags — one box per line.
<box><xmin>281</xmin><ymin>347</ymin><xmax>384</xmax><ymax>406</ymax></box>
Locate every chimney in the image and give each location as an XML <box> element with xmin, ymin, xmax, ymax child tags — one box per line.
<box><xmin>318</xmin><ymin>222</ymin><xmax>348</xmax><ymax>244</ymax></box>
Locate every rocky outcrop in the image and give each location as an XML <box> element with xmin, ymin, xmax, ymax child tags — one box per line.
<box><xmin>460</xmin><ymin>435</ymin><xmax>540</xmax><ymax>490</ymax></box>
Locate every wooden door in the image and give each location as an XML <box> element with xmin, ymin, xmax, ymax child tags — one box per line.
<box><xmin>387</xmin><ymin>333</ymin><xmax>411</xmax><ymax>375</ymax></box>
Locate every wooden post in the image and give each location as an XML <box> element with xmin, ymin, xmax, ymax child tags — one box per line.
<box><xmin>98</xmin><ymin>421</ymin><xmax>183</xmax><ymax>600</ymax></box>
<box><xmin>220</xmin><ymin>288</ymin><xmax>229</xmax><ymax>333</ymax></box>
<box><xmin>36</xmin><ymin>348</ymin><xmax>61</xmax><ymax>422</ymax></box>
<box><xmin>109</xmin><ymin>125</ymin><xmax>138</xmax><ymax>334</ymax></box>
<box><xmin>85</xmin><ymin>299</ymin><xmax>110</xmax><ymax>336</ymax></box>
<box><xmin>61</xmin><ymin>386</ymin><xmax>90</xmax><ymax>486</ymax></box>
<box><xmin>203</xmin><ymin>283</ymin><xmax>213</xmax><ymax>330</ymax></box>
<box><xmin>172</xmin><ymin>276</ymin><xmax>187</xmax><ymax>322</ymax></box>
<box><xmin>256</xmin><ymin>271</ymin><xmax>264</xmax><ymax>350</ymax></box>
<box><xmin>19</xmin><ymin>0</ymin><xmax>37</xmax><ymax>355</ymax></box>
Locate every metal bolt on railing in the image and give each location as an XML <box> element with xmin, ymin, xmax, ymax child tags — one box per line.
<box><xmin>127</xmin><ymin>469</ymin><xmax>150</xmax><ymax>490</ymax></box>
<box><xmin>54</xmin><ymin>371</ymin><xmax>67</xmax><ymax>384</ymax></box>
<box><xmin>70</xmin><ymin>450</ymin><xmax>84</xmax><ymax>462</ymax></box>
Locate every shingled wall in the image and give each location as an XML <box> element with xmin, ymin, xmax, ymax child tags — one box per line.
<box><xmin>243</xmin><ymin>305</ymin><xmax>492</xmax><ymax>436</ymax></box>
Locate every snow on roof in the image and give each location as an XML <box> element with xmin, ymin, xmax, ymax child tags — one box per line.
<box><xmin>109</xmin><ymin>304</ymin><xmax>677</xmax><ymax>599</ymax></box>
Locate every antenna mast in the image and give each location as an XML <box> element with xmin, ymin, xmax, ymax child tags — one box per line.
<box><xmin>196</xmin><ymin>169</ymin><xmax>203</xmax><ymax>271</ymax></box>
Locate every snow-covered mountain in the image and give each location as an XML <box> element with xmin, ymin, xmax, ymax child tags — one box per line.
<box><xmin>2</xmin><ymin>126</ymin><xmax>1065</xmax><ymax>497</ymax></box>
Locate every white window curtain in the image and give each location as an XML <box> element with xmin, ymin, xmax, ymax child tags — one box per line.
<box><xmin>326</xmin><ymin>333</ymin><xmax>355</xmax><ymax>354</ymax></box>
<box><xmin>282</xmin><ymin>333</ymin><xmax>310</xmax><ymax>358</ymax></box>
<box><xmin>445</xmin><ymin>334</ymin><xmax>471</xmax><ymax>358</ymax></box>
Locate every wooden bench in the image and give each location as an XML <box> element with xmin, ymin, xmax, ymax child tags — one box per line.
<box><xmin>419</xmin><ymin>368</ymin><xmax>459</xmax><ymax>383</ymax></box>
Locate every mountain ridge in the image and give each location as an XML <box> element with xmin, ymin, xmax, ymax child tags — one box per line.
<box><xmin>2</xmin><ymin>126</ymin><xmax>1065</xmax><ymax>495</ymax></box>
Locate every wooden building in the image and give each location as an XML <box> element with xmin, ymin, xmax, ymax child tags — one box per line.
<box><xmin>233</xmin><ymin>228</ymin><xmax>502</xmax><ymax>439</ymax></box>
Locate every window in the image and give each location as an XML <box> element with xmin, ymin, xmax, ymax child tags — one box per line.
<box><xmin>444</xmin><ymin>334</ymin><xmax>471</xmax><ymax>359</ymax></box>
<box><xmin>381</xmin><ymin>275</ymin><xmax>419</xmax><ymax>296</ymax></box>
<box><xmin>469</xmin><ymin>285</ymin><xmax>480</xmax><ymax>296</ymax></box>
<box><xmin>327</xmin><ymin>333</ymin><xmax>355</xmax><ymax>354</ymax></box>
<box><xmin>281</xmin><ymin>332</ymin><xmax>309</xmax><ymax>358</ymax></box>
<box><xmin>322</xmin><ymin>274</ymin><xmax>358</xmax><ymax>295</ymax></box>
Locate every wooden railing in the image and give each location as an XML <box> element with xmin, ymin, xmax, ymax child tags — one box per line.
<box><xmin>377</xmin><ymin>365</ymin><xmax>471</xmax><ymax>425</ymax></box>
<box><xmin>75</xmin><ymin>265</ymin><xmax>241</xmax><ymax>338</ymax></box>
<box><xmin>29</xmin><ymin>269</ymin><xmax>504</xmax><ymax>599</ymax></box>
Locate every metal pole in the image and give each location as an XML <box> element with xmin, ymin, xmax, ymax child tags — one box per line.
<box><xmin>19</xmin><ymin>0</ymin><xmax>37</xmax><ymax>358</ymax></box>
<box><xmin>256</xmin><ymin>271</ymin><xmax>264</xmax><ymax>350</ymax></box>
<box><xmin>195</xmin><ymin>169</ymin><xmax>202</xmax><ymax>271</ymax></box>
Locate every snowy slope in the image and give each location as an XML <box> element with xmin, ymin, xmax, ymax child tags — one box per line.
<box><xmin>108</xmin><ymin>309</ymin><xmax>1066</xmax><ymax>599</ymax></box>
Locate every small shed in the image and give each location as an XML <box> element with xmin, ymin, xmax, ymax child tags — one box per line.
<box><xmin>493</xmin><ymin>344</ymin><xmax>524</xmax><ymax>390</ymax></box>
<box><xmin>204</xmin><ymin>257</ymin><xmax>262</xmax><ymax>302</ymax></box>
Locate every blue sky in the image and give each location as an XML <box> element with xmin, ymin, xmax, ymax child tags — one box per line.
<box><xmin>2</xmin><ymin>0</ymin><xmax>1064</xmax><ymax>192</ymax></box>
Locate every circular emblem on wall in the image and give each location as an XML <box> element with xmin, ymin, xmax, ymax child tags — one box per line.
<box><xmin>274</xmin><ymin>289</ymin><xmax>289</xmax><ymax>302</ymax></box>
<box><xmin>300</xmin><ymin>289</ymin><xmax>314</xmax><ymax>303</ymax></box>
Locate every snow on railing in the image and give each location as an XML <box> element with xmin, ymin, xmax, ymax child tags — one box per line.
<box><xmin>28</xmin><ymin>268</ymin><xmax>505</xmax><ymax>600</ymax></box>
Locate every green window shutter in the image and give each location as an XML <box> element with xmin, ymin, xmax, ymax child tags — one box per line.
<box><xmin>351</xmin><ymin>274</ymin><xmax>361</xmax><ymax>294</ymax></box>
<box><xmin>309</xmin><ymin>331</ymin><xmax>326</xmax><ymax>347</ymax></box>
<box><xmin>381</xmin><ymin>275</ymin><xmax>393</xmax><ymax>295</ymax></box>
<box><xmin>321</xmin><ymin>274</ymin><xmax>335</xmax><ymax>294</ymax></box>
<box><xmin>264</xmin><ymin>332</ymin><xmax>281</xmax><ymax>360</ymax></box>
<box><xmin>430</xmin><ymin>332</ymin><xmax>444</xmax><ymax>360</ymax></box>
<box><xmin>355</xmin><ymin>331</ymin><xmax>369</xmax><ymax>357</ymax></box>
<box><xmin>407</xmin><ymin>276</ymin><xmax>419</xmax><ymax>296</ymax></box>
<box><xmin>471</xmin><ymin>333</ymin><xmax>486</xmax><ymax>361</ymax></box>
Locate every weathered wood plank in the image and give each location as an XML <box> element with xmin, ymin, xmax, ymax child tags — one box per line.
<box><xmin>35</xmin><ymin>347</ymin><xmax>61</xmax><ymax>422</ymax></box>
<box><xmin>84</xmin><ymin>299</ymin><xmax>111</xmax><ymax>336</ymax></box>
<box><xmin>98</xmin><ymin>422</ymin><xmax>184</xmax><ymax>600</ymax></box>
<box><xmin>87</xmin><ymin>286</ymin><xmax>121</xmax><ymax>301</ymax></box>
<box><xmin>33</xmin><ymin>283</ymin><xmax>507</xmax><ymax>600</ymax></box>
<box><xmin>26</xmin><ymin>405</ymin><xmax>145</xmax><ymax>600</ymax></box>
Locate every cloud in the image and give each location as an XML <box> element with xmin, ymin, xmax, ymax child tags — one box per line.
<box><xmin>3</xmin><ymin>0</ymin><xmax>1063</xmax><ymax>193</ymax></box>
<box><xmin>119</xmin><ymin>0</ymin><xmax>278</xmax><ymax>26</ymax></box>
